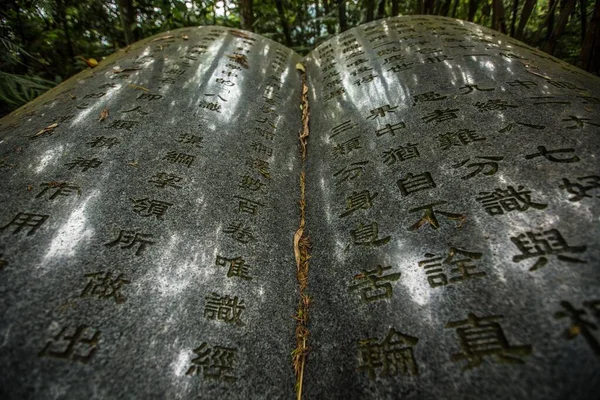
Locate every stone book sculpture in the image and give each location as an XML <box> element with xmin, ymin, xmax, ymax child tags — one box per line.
<box><xmin>0</xmin><ymin>14</ymin><xmax>599</xmax><ymax>400</ymax></box>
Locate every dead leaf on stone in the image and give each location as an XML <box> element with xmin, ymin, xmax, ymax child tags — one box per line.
<box><xmin>128</xmin><ymin>84</ymin><xmax>149</xmax><ymax>92</ymax></box>
<box><xmin>27</xmin><ymin>185</ymin><xmax>33</xmax><ymax>191</ymax></box>
<box><xmin>230</xmin><ymin>30</ymin><xmax>251</xmax><ymax>39</ymax></box>
<box><xmin>99</xmin><ymin>108</ymin><xmax>109</xmax><ymax>122</ymax></box>
<box><xmin>228</xmin><ymin>54</ymin><xmax>249</xmax><ymax>69</ymax></box>
<box><xmin>113</xmin><ymin>67</ymin><xmax>141</xmax><ymax>74</ymax></box>
<box><xmin>127</xmin><ymin>160</ymin><xmax>139</xmax><ymax>167</ymax></box>
<box><xmin>78</xmin><ymin>56</ymin><xmax>98</xmax><ymax>68</ymax></box>
<box><xmin>181</xmin><ymin>34</ymin><xmax>189</xmax><ymax>40</ymax></box>
<box><xmin>152</xmin><ymin>35</ymin><xmax>175</xmax><ymax>42</ymax></box>
<box><xmin>32</xmin><ymin>123</ymin><xmax>58</xmax><ymax>138</ymax></box>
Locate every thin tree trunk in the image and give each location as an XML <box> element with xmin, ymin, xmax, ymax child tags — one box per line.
<box><xmin>275</xmin><ymin>0</ymin><xmax>293</xmax><ymax>45</ymax></box>
<box><xmin>366</xmin><ymin>0</ymin><xmax>375</xmax><ymax>21</ymax></box>
<box><xmin>338</xmin><ymin>0</ymin><xmax>348</xmax><ymax>32</ymax></box>
<box><xmin>547</xmin><ymin>0</ymin><xmax>557</xmax><ymax>40</ymax></box>
<box><xmin>424</xmin><ymin>0</ymin><xmax>436</xmax><ymax>13</ymax></box>
<box><xmin>580</xmin><ymin>0</ymin><xmax>587</xmax><ymax>43</ymax></box>
<box><xmin>543</xmin><ymin>0</ymin><xmax>577</xmax><ymax>53</ymax></box>
<box><xmin>392</xmin><ymin>0</ymin><xmax>400</xmax><ymax>15</ymax></box>
<box><xmin>451</xmin><ymin>0</ymin><xmax>460</xmax><ymax>16</ymax></box>
<box><xmin>323</xmin><ymin>0</ymin><xmax>335</xmax><ymax>34</ymax></box>
<box><xmin>315</xmin><ymin>0</ymin><xmax>321</xmax><ymax>36</ymax></box>
<box><xmin>516</xmin><ymin>0</ymin><xmax>536</xmax><ymax>38</ymax></box>
<box><xmin>240</xmin><ymin>0</ymin><xmax>254</xmax><ymax>31</ymax></box>
<box><xmin>440</xmin><ymin>0</ymin><xmax>453</xmax><ymax>15</ymax></box>
<box><xmin>55</xmin><ymin>0</ymin><xmax>75</xmax><ymax>63</ymax></box>
<box><xmin>117</xmin><ymin>0</ymin><xmax>136</xmax><ymax>45</ymax></box>
<box><xmin>580</xmin><ymin>0</ymin><xmax>600</xmax><ymax>71</ymax></box>
<box><xmin>492</xmin><ymin>0</ymin><xmax>508</xmax><ymax>33</ymax></box>
<box><xmin>468</xmin><ymin>0</ymin><xmax>481</xmax><ymax>21</ymax></box>
<box><xmin>377</xmin><ymin>0</ymin><xmax>386</xmax><ymax>18</ymax></box>
<box><xmin>510</xmin><ymin>0</ymin><xmax>519</xmax><ymax>36</ymax></box>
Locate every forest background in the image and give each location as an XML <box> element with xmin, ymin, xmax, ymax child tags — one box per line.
<box><xmin>1</xmin><ymin>0</ymin><xmax>599</xmax><ymax>117</ymax></box>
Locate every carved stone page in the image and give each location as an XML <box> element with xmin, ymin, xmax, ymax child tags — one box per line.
<box><xmin>303</xmin><ymin>15</ymin><xmax>600</xmax><ymax>399</ymax></box>
<box><xmin>0</xmin><ymin>27</ymin><xmax>301</xmax><ymax>398</ymax></box>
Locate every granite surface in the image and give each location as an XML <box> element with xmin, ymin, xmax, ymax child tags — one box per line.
<box><xmin>0</xmin><ymin>27</ymin><xmax>302</xmax><ymax>399</ymax></box>
<box><xmin>303</xmin><ymin>15</ymin><xmax>600</xmax><ymax>400</ymax></box>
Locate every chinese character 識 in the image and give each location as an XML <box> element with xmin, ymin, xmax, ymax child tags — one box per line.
<box><xmin>39</xmin><ymin>325</ymin><xmax>100</xmax><ymax>363</ymax></box>
<box><xmin>422</xmin><ymin>108</ymin><xmax>459</xmax><ymax>123</ymax></box>
<box><xmin>474</xmin><ymin>99</ymin><xmax>518</xmax><ymax>112</ymax></box>
<box><xmin>87</xmin><ymin>136</ymin><xmax>120</xmax><ymax>149</ymax></box>
<box><xmin>348</xmin><ymin>265</ymin><xmax>401</xmax><ymax>302</ymax></box>
<box><xmin>81</xmin><ymin>271</ymin><xmax>130</xmax><ymax>304</ymax></box>
<box><xmin>36</xmin><ymin>182</ymin><xmax>80</xmax><ymax>200</ymax></box>
<box><xmin>445</xmin><ymin>313</ymin><xmax>532</xmax><ymax>370</ymax></box>
<box><xmin>216</xmin><ymin>255</ymin><xmax>252</xmax><ymax>280</ymax></box>
<box><xmin>148</xmin><ymin>172</ymin><xmax>183</xmax><ymax>189</ymax></box>
<box><xmin>511</xmin><ymin>229</ymin><xmax>586</xmax><ymax>271</ymax></box>
<box><xmin>367</xmin><ymin>104</ymin><xmax>398</xmax><ymax>120</ymax></box>
<box><xmin>0</xmin><ymin>212</ymin><xmax>49</xmax><ymax>236</ymax></box>
<box><xmin>375</xmin><ymin>122</ymin><xmax>406</xmax><ymax>137</ymax></box>
<box><xmin>204</xmin><ymin>293</ymin><xmax>245</xmax><ymax>326</ymax></box>
<box><xmin>559</xmin><ymin>175</ymin><xmax>600</xmax><ymax>201</ymax></box>
<box><xmin>452</xmin><ymin>156</ymin><xmax>503</xmax><ymax>179</ymax></box>
<box><xmin>186</xmin><ymin>342</ymin><xmax>237</xmax><ymax>381</ymax></box>
<box><xmin>408</xmin><ymin>201</ymin><xmax>465</xmax><ymax>231</ymax></box>
<box><xmin>476</xmin><ymin>185</ymin><xmax>547</xmax><ymax>215</ymax></box>
<box><xmin>105</xmin><ymin>229</ymin><xmax>156</xmax><ymax>256</ymax></box>
<box><xmin>176</xmin><ymin>134</ymin><xmax>203</xmax><ymax>148</ymax></box>
<box><xmin>224</xmin><ymin>222</ymin><xmax>254</xmax><ymax>243</ymax></box>
<box><xmin>397</xmin><ymin>172</ymin><xmax>436</xmax><ymax>196</ymax></box>
<box><xmin>351</xmin><ymin>222</ymin><xmax>390</xmax><ymax>246</ymax></box>
<box><xmin>163</xmin><ymin>151</ymin><xmax>195</xmax><ymax>167</ymax></box>
<box><xmin>438</xmin><ymin>129</ymin><xmax>485</xmax><ymax>149</ymax></box>
<box><xmin>525</xmin><ymin>146</ymin><xmax>580</xmax><ymax>163</ymax></box>
<box><xmin>554</xmin><ymin>300</ymin><xmax>600</xmax><ymax>356</ymax></box>
<box><xmin>130</xmin><ymin>198</ymin><xmax>173</xmax><ymax>219</ymax></box>
<box><xmin>64</xmin><ymin>157</ymin><xmax>102</xmax><ymax>172</ymax></box>
<box><xmin>383</xmin><ymin>143</ymin><xmax>419</xmax><ymax>165</ymax></box>
<box><xmin>334</xmin><ymin>161</ymin><xmax>369</xmax><ymax>185</ymax></box>
<box><xmin>340</xmin><ymin>190</ymin><xmax>378</xmax><ymax>218</ymax></box>
<box><xmin>418</xmin><ymin>248</ymin><xmax>485</xmax><ymax>288</ymax></box>
<box><xmin>332</xmin><ymin>136</ymin><xmax>361</xmax><ymax>157</ymax></box>
<box><xmin>358</xmin><ymin>328</ymin><xmax>419</xmax><ymax>379</ymax></box>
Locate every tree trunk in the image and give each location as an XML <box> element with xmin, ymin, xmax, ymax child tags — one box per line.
<box><xmin>377</xmin><ymin>0</ymin><xmax>386</xmax><ymax>18</ymax></box>
<box><xmin>516</xmin><ymin>0</ymin><xmax>536</xmax><ymax>38</ymax></box>
<box><xmin>492</xmin><ymin>0</ymin><xmax>508</xmax><ymax>33</ymax></box>
<box><xmin>338</xmin><ymin>0</ymin><xmax>348</xmax><ymax>32</ymax></box>
<box><xmin>366</xmin><ymin>0</ymin><xmax>375</xmax><ymax>21</ymax></box>
<box><xmin>239</xmin><ymin>0</ymin><xmax>254</xmax><ymax>31</ymax></box>
<box><xmin>451</xmin><ymin>0</ymin><xmax>460</xmax><ymax>16</ymax></box>
<box><xmin>117</xmin><ymin>0</ymin><xmax>136</xmax><ymax>45</ymax></box>
<box><xmin>323</xmin><ymin>0</ymin><xmax>335</xmax><ymax>34</ymax></box>
<box><xmin>510</xmin><ymin>0</ymin><xmax>519</xmax><ymax>36</ymax></box>
<box><xmin>580</xmin><ymin>0</ymin><xmax>600</xmax><ymax>72</ymax></box>
<box><xmin>392</xmin><ymin>0</ymin><xmax>400</xmax><ymax>15</ymax></box>
<box><xmin>440</xmin><ymin>0</ymin><xmax>453</xmax><ymax>15</ymax></box>
<box><xmin>54</xmin><ymin>0</ymin><xmax>75</xmax><ymax>64</ymax></box>
<box><xmin>547</xmin><ymin>0</ymin><xmax>557</xmax><ymax>40</ymax></box>
<box><xmin>275</xmin><ymin>0</ymin><xmax>293</xmax><ymax>46</ymax></box>
<box><xmin>580</xmin><ymin>0</ymin><xmax>587</xmax><ymax>43</ymax></box>
<box><xmin>543</xmin><ymin>0</ymin><xmax>577</xmax><ymax>54</ymax></box>
<box><xmin>468</xmin><ymin>0</ymin><xmax>480</xmax><ymax>21</ymax></box>
<box><xmin>424</xmin><ymin>0</ymin><xmax>436</xmax><ymax>13</ymax></box>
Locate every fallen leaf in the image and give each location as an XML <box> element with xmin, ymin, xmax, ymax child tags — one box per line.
<box><xmin>127</xmin><ymin>160</ymin><xmax>139</xmax><ymax>167</ymax></box>
<box><xmin>230</xmin><ymin>30</ymin><xmax>251</xmax><ymax>39</ymax></box>
<box><xmin>27</xmin><ymin>185</ymin><xmax>33</xmax><ymax>191</ymax></box>
<box><xmin>181</xmin><ymin>34</ymin><xmax>189</xmax><ymax>40</ymax></box>
<box><xmin>32</xmin><ymin>123</ymin><xmax>58</xmax><ymax>138</ymax></box>
<box><xmin>99</xmin><ymin>108</ymin><xmax>109</xmax><ymax>122</ymax></box>
<box><xmin>128</xmin><ymin>84</ymin><xmax>149</xmax><ymax>92</ymax></box>
<box><xmin>152</xmin><ymin>35</ymin><xmax>175</xmax><ymax>42</ymax></box>
<box><xmin>228</xmin><ymin>54</ymin><xmax>249</xmax><ymax>69</ymax></box>
<box><xmin>78</xmin><ymin>56</ymin><xmax>98</xmax><ymax>68</ymax></box>
<box><xmin>113</xmin><ymin>67</ymin><xmax>141</xmax><ymax>74</ymax></box>
<box><xmin>296</xmin><ymin>63</ymin><xmax>306</xmax><ymax>73</ymax></box>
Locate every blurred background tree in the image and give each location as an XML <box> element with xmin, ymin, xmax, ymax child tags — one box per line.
<box><xmin>1</xmin><ymin>0</ymin><xmax>599</xmax><ymax>116</ymax></box>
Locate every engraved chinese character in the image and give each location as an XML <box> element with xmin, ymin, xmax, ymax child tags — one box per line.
<box><xmin>216</xmin><ymin>255</ymin><xmax>252</xmax><ymax>280</ymax></box>
<box><xmin>334</xmin><ymin>161</ymin><xmax>369</xmax><ymax>185</ymax></box>
<box><xmin>1</xmin><ymin>212</ymin><xmax>49</xmax><ymax>235</ymax></box>
<box><xmin>340</xmin><ymin>190</ymin><xmax>378</xmax><ymax>218</ymax></box>
<box><xmin>239</xmin><ymin>175</ymin><xmax>265</xmax><ymax>192</ymax></box>
<box><xmin>476</xmin><ymin>185</ymin><xmax>547</xmax><ymax>215</ymax></box>
<box><xmin>251</xmin><ymin>142</ymin><xmax>273</xmax><ymax>158</ymax></box>
<box><xmin>525</xmin><ymin>146</ymin><xmax>579</xmax><ymax>163</ymax></box>
<box><xmin>88</xmin><ymin>136</ymin><xmax>120</xmax><ymax>150</ymax></box>
<box><xmin>64</xmin><ymin>157</ymin><xmax>102</xmax><ymax>172</ymax></box>
<box><xmin>148</xmin><ymin>172</ymin><xmax>183</xmax><ymax>189</ymax></box>
<box><xmin>224</xmin><ymin>222</ymin><xmax>254</xmax><ymax>243</ymax></box>
<box><xmin>120</xmin><ymin>106</ymin><xmax>148</xmax><ymax>116</ymax></box>
<box><xmin>332</xmin><ymin>136</ymin><xmax>361</xmax><ymax>157</ymax></box>
<box><xmin>383</xmin><ymin>143</ymin><xmax>419</xmax><ymax>165</ymax></box>
<box><xmin>233</xmin><ymin>195</ymin><xmax>263</xmax><ymax>215</ymax></box>
<box><xmin>412</xmin><ymin>91</ymin><xmax>447</xmax><ymax>105</ymax></box>
<box><xmin>418</xmin><ymin>248</ymin><xmax>485</xmax><ymax>288</ymax></box>
<box><xmin>375</xmin><ymin>122</ymin><xmax>405</xmax><ymax>137</ymax></box>
<box><xmin>246</xmin><ymin>158</ymin><xmax>271</xmax><ymax>179</ymax></box>
<box><xmin>351</xmin><ymin>222</ymin><xmax>390</xmax><ymax>246</ymax></box>
<box><xmin>36</xmin><ymin>182</ymin><xmax>80</xmax><ymax>200</ymax></box>
<box><xmin>559</xmin><ymin>175</ymin><xmax>600</xmax><ymax>201</ymax></box>
<box><xmin>408</xmin><ymin>201</ymin><xmax>465</xmax><ymax>231</ymax></box>
<box><xmin>511</xmin><ymin>229</ymin><xmax>586</xmax><ymax>271</ymax></box>
<box><xmin>330</xmin><ymin>120</ymin><xmax>358</xmax><ymax>139</ymax></box>
<box><xmin>130</xmin><ymin>198</ymin><xmax>172</xmax><ymax>219</ymax></box>
<box><xmin>554</xmin><ymin>301</ymin><xmax>600</xmax><ymax>356</ymax></box>
<box><xmin>176</xmin><ymin>134</ymin><xmax>203</xmax><ymax>148</ymax></box>
<box><xmin>81</xmin><ymin>271</ymin><xmax>130</xmax><ymax>304</ymax></box>
<box><xmin>452</xmin><ymin>156</ymin><xmax>503</xmax><ymax>179</ymax></box>
<box><xmin>474</xmin><ymin>99</ymin><xmax>518</xmax><ymax>112</ymax></box>
<box><xmin>507</xmin><ymin>80</ymin><xmax>537</xmax><ymax>89</ymax></box>
<box><xmin>367</xmin><ymin>104</ymin><xmax>398</xmax><ymax>120</ymax></box>
<box><xmin>459</xmin><ymin>84</ymin><xmax>495</xmax><ymax>94</ymax></box>
<box><xmin>561</xmin><ymin>115</ymin><xmax>600</xmax><ymax>129</ymax></box>
<box><xmin>204</xmin><ymin>293</ymin><xmax>245</xmax><ymax>326</ymax></box>
<box><xmin>108</xmin><ymin>119</ymin><xmax>139</xmax><ymax>131</ymax></box>
<box><xmin>445</xmin><ymin>313</ymin><xmax>531</xmax><ymax>370</ymax></box>
<box><xmin>438</xmin><ymin>129</ymin><xmax>485</xmax><ymax>149</ymax></box>
<box><xmin>39</xmin><ymin>325</ymin><xmax>100</xmax><ymax>363</ymax></box>
<box><xmin>422</xmin><ymin>108</ymin><xmax>459</xmax><ymax>123</ymax></box>
<box><xmin>163</xmin><ymin>151</ymin><xmax>195</xmax><ymax>167</ymax></box>
<box><xmin>397</xmin><ymin>172</ymin><xmax>436</xmax><ymax>196</ymax></box>
<box><xmin>199</xmin><ymin>100</ymin><xmax>221</xmax><ymax>112</ymax></box>
<box><xmin>137</xmin><ymin>93</ymin><xmax>162</xmax><ymax>101</ymax></box>
<box><xmin>105</xmin><ymin>229</ymin><xmax>155</xmax><ymax>256</ymax></box>
<box><xmin>358</xmin><ymin>328</ymin><xmax>419</xmax><ymax>379</ymax></box>
<box><xmin>348</xmin><ymin>265</ymin><xmax>401</xmax><ymax>302</ymax></box>
<box><xmin>186</xmin><ymin>342</ymin><xmax>237</xmax><ymax>381</ymax></box>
